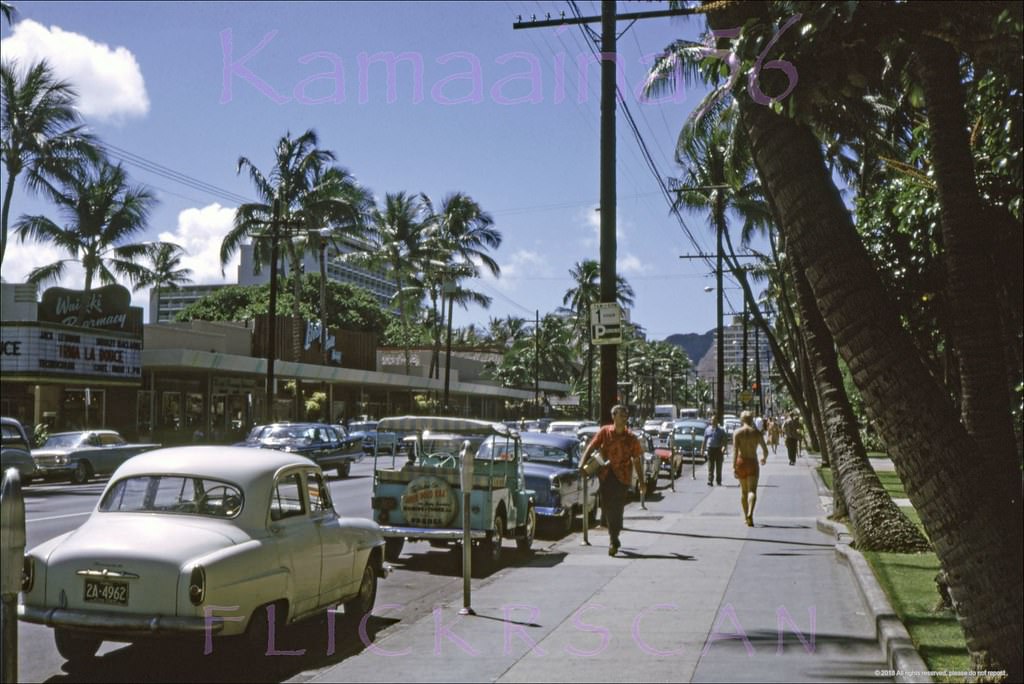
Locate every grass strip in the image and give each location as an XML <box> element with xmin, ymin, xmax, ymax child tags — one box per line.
<box><xmin>818</xmin><ymin>466</ymin><xmax>970</xmax><ymax>681</ymax></box>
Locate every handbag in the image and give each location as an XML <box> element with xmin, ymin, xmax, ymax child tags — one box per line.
<box><xmin>582</xmin><ymin>451</ymin><xmax>607</xmax><ymax>477</ymax></box>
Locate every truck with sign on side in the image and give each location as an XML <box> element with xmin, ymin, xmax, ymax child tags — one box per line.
<box><xmin>370</xmin><ymin>416</ymin><xmax>535</xmax><ymax>573</ymax></box>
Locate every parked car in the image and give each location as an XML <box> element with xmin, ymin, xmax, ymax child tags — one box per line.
<box><xmin>577</xmin><ymin>425</ymin><xmax>659</xmax><ymax>494</ymax></box>
<box><xmin>239</xmin><ymin>423</ymin><xmax>363</xmax><ymax>477</ymax></box>
<box><xmin>723</xmin><ymin>418</ymin><xmax>742</xmax><ymax>437</ymax></box>
<box><xmin>31</xmin><ymin>430</ymin><xmax>161</xmax><ymax>484</ymax></box>
<box><xmin>1</xmin><ymin>416</ymin><xmax>38</xmax><ymax>485</ymax></box>
<box><xmin>18</xmin><ymin>446</ymin><xmax>389</xmax><ymax>664</ymax></box>
<box><xmin>546</xmin><ymin>420</ymin><xmax>596</xmax><ymax>436</ymax></box>
<box><xmin>370</xmin><ymin>417</ymin><xmax>535</xmax><ymax>570</ymax></box>
<box><xmin>520</xmin><ymin>432</ymin><xmax>599</xmax><ymax>536</ymax></box>
<box><xmin>668</xmin><ymin>420</ymin><xmax>710</xmax><ymax>475</ymax></box>
<box><xmin>641</xmin><ymin>419</ymin><xmax>663</xmax><ymax>439</ymax></box>
<box><xmin>346</xmin><ymin>420</ymin><xmax>379</xmax><ymax>454</ymax></box>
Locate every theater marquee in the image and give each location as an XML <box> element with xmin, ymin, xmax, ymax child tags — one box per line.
<box><xmin>0</xmin><ymin>323</ymin><xmax>142</xmax><ymax>381</ymax></box>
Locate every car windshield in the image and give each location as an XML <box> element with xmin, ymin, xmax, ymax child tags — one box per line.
<box><xmin>473</xmin><ymin>435</ymin><xmax>520</xmax><ymax>461</ymax></box>
<box><xmin>349</xmin><ymin>422</ymin><xmax>377</xmax><ymax>432</ymax></box>
<box><xmin>100</xmin><ymin>475</ymin><xmax>243</xmax><ymax>518</ymax></box>
<box><xmin>521</xmin><ymin>443</ymin><xmax>574</xmax><ymax>465</ymax></box>
<box><xmin>42</xmin><ymin>433</ymin><xmax>87</xmax><ymax>449</ymax></box>
<box><xmin>263</xmin><ymin>426</ymin><xmax>312</xmax><ymax>441</ymax></box>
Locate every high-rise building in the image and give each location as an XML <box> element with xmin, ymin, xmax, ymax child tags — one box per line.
<box><xmin>237</xmin><ymin>236</ymin><xmax>398</xmax><ymax>309</ymax></box>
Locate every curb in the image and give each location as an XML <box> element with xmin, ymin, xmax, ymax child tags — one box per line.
<box><xmin>815</xmin><ymin>515</ymin><xmax>933</xmax><ymax>684</ymax></box>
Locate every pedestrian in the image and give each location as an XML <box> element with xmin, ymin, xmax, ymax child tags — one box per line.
<box><xmin>733</xmin><ymin>411</ymin><xmax>769</xmax><ymax>526</ymax></box>
<box><xmin>783</xmin><ymin>412</ymin><xmax>803</xmax><ymax>465</ymax></box>
<box><xmin>768</xmin><ymin>417</ymin><xmax>781</xmax><ymax>455</ymax></box>
<box><xmin>579</xmin><ymin>404</ymin><xmax>645</xmax><ymax>556</ymax></box>
<box><xmin>702</xmin><ymin>414</ymin><xmax>728</xmax><ymax>486</ymax></box>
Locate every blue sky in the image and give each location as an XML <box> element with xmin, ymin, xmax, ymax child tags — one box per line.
<box><xmin>2</xmin><ymin>1</ymin><xmax>756</xmax><ymax>340</ymax></box>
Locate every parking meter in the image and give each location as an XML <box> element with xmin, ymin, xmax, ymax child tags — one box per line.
<box><xmin>458</xmin><ymin>441</ymin><xmax>475</xmax><ymax>615</ymax></box>
<box><xmin>1</xmin><ymin>467</ymin><xmax>26</xmax><ymax>684</ymax></box>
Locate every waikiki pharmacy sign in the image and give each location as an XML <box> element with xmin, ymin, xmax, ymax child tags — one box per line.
<box><xmin>1</xmin><ymin>285</ymin><xmax>143</xmax><ymax>382</ymax></box>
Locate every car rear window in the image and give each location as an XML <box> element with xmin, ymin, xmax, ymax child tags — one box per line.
<box><xmin>100</xmin><ymin>475</ymin><xmax>243</xmax><ymax>518</ymax></box>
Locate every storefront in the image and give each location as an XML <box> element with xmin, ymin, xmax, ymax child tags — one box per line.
<box><xmin>0</xmin><ymin>283</ymin><xmax>144</xmax><ymax>438</ymax></box>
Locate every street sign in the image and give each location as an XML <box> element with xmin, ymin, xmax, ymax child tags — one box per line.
<box><xmin>739</xmin><ymin>390</ymin><xmax>753</xmax><ymax>403</ymax></box>
<box><xmin>590</xmin><ymin>303</ymin><xmax>622</xmax><ymax>345</ymax></box>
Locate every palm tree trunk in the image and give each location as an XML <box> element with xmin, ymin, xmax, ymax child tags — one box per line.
<box><xmin>291</xmin><ymin>255</ymin><xmax>303</xmax><ymax>420</ymax></box>
<box><xmin>1</xmin><ymin>171</ymin><xmax>16</xmax><ymax>269</ymax></box>
<box><xmin>916</xmin><ymin>37</ymin><xmax>1018</xmax><ymax>465</ymax></box>
<box><xmin>790</xmin><ymin>254</ymin><xmax>929</xmax><ymax>551</ymax></box>
<box><xmin>731</xmin><ymin>74</ymin><xmax>1022</xmax><ymax>677</ymax></box>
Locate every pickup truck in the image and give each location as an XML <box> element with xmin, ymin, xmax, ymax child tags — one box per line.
<box><xmin>370</xmin><ymin>416</ymin><xmax>535</xmax><ymax>572</ymax></box>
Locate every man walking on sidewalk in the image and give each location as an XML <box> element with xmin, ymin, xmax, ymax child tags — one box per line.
<box><xmin>733</xmin><ymin>411</ymin><xmax>769</xmax><ymax>526</ymax></box>
<box><xmin>702</xmin><ymin>414</ymin><xmax>728</xmax><ymax>486</ymax></box>
<box><xmin>580</xmin><ymin>405</ymin><xmax>644</xmax><ymax>556</ymax></box>
<box><xmin>783</xmin><ymin>412</ymin><xmax>803</xmax><ymax>465</ymax></box>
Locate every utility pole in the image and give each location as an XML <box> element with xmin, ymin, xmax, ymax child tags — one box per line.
<box><xmin>534</xmin><ymin>309</ymin><xmax>540</xmax><ymax>418</ymax></box>
<box><xmin>265</xmin><ymin>199</ymin><xmax>282</xmax><ymax>424</ymax></box>
<box><xmin>742</xmin><ymin>294</ymin><xmax>748</xmax><ymax>409</ymax></box>
<box><xmin>516</xmin><ymin>2</ymin><xmax>704</xmax><ymax>425</ymax></box>
<box><xmin>597</xmin><ymin>0</ymin><xmax>618</xmax><ymax>425</ymax></box>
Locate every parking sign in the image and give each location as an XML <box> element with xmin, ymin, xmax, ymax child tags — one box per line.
<box><xmin>590</xmin><ymin>303</ymin><xmax>622</xmax><ymax>345</ymax></box>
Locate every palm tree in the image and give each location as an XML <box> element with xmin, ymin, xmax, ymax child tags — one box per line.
<box><xmin>133</xmin><ymin>242</ymin><xmax>193</xmax><ymax>323</ymax></box>
<box><xmin>13</xmin><ymin>159</ymin><xmax>154</xmax><ymax>291</ymax></box>
<box><xmin>700</xmin><ymin>3</ymin><xmax>1021</xmax><ymax>674</ymax></box>
<box><xmin>2</xmin><ymin>2</ymin><xmax>16</xmax><ymax>24</ymax></box>
<box><xmin>1</xmin><ymin>59</ymin><xmax>99</xmax><ymax>268</ymax></box>
<box><xmin>365</xmin><ymin>191</ymin><xmax>431</xmax><ymax>374</ymax></box>
<box><xmin>562</xmin><ymin>259</ymin><xmax>635</xmax><ymax>419</ymax></box>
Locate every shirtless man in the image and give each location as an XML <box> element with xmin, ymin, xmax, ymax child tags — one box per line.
<box><xmin>733</xmin><ymin>410</ymin><xmax>769</xmax><ymax>527</ymax></box>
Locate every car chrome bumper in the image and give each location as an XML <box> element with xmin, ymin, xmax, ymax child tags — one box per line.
<box><xmin>18</xmin><ymin>604</ymin><xmax>221</xmax><ymax>634</ymax></box>
<box><xmin>534</xmin><ymin>506</ymin><xmax>570</xmax><ymax>519</ymax></box>
<box><xmin>33</xmin><ymin>465</ymin><xmax>75</xmax><ymax>477</ymax></box>
<box><xmin>380</xmin><ymin>526</ymin><xmax>488</xmax><ymax>541</ymax></box>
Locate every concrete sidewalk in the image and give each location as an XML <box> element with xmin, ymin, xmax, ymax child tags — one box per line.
<box><xmin>305</xmin><ymin>451</ymin><xmax>898</xmax><ymax>683</ymax></box>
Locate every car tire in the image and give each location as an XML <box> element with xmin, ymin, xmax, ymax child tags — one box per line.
<box><xmin>343</xmin><ymin>561</ymin><xmax>378</xmax><ymax>623</ymax></box>
<box><xmin>384</xmin><ymin>537</ymin><xmax>404</xmax><ymax>563</ymax></box>
<box><xmin>516</xmin><ymin>504</ymin><xmax>536</xmax><ymax>552</ymax></box>
<box><xmin>558</xmin><ymin>508</ymin><xmax>574</xmax><ymax>537</ymax></box>
<box><xmin>337</xmin><ymin>462</ymin><xmax>351</xmax><ymax>478</ymax></box>
<box><xmin>54</xmin><ymin>628</ymin><xmax>101</xmax><ymax>663</ymax></box>
<box><xmin>71</xmin><ymin>461</ymin><xmax>92</xmax><ymax>485</ymax></box>
<box><xmin>244</xmin><ymin>601</ymin><xmax>286</xmax><ymax>655</ymax></box>
<box><xmin>483</xmin><ymin>513</ymin><xmax>505</xmax><ymax>566</ymax></box>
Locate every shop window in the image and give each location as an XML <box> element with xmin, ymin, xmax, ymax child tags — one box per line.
<box><xmin>137</xmin><ymin>391</ymin><xmax>154</xmax><ymax>435</ymax></box>
<box><xmin>161</xmin><ymin>392</ymin><xmax>182</xmax><ymax>430</ymax></box>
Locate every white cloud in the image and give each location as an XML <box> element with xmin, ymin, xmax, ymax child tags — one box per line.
<box><xmin>158</xmin><ymin>204</ymin><xmax>238</xmax><ymax>285</ymax></box>
<box><xmin>1</xmin><ymin>238</ymin><xmax>84</xmax><ymax>289</ymax></box>
<box><xmin>618</xmin><ymin>253</ymin><xmax>645</xmax><ymax>274</ymax></box>
<box><xmin>1</xmin><ymin>19</ymin><xmax>149</xmax><ymax>124</ymax></box>
<box><xmin>483</xmin><ymin>249</ymin><xmax>550</xmax><ymax>293</ymax></box>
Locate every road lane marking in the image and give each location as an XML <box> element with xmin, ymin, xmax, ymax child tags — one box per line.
<box><xmin>27</xmin><ymin>511</ymin><xmax>92</xmax><ymax>523</ymax></box>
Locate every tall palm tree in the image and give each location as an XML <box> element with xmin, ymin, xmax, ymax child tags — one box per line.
<box><xmin>1</xmin><ymin>59</ymin><xmax>98</xmax><ymax>268</ymax></box>
<box><xmin>365</xmin><ymin>191</ymin><xmax>431</xmax><ymax>374</ymax></box>
<box><xmin>133</xmin><ymin>241</ymin><xmax>193</xmax><ymax>323</ymax></box>
<box><xmin>14</xmin><ymin>159</ymin><xmax>154</xmax><ymax>290</ymax></box>
<box><xmin>700</xmin><ymin>3</ymin><xmax>1022</xmax><ymax>674</ymax></box>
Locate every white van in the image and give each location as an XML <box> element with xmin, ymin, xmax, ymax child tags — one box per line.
<box><xmin>653</xmin><ymin>404</ymin><xmax>678</xmax><ymax>421</ymax></box>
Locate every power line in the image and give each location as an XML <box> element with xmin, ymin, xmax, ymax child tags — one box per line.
<box><xmin>97</xmin><ymin>142</ymin><xmax>255</xmax><ymax>206</ymax></box>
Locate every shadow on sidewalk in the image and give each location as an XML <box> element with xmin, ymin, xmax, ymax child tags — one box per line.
<box><xmin>615</xmin><ymin>550</ymin><xmax>696</xmax><ymax>561</ymax></box>
<box><xmin>621</xmin><ymin>527</ymin><xmax>834</xmax><ymax>549</ymax></box>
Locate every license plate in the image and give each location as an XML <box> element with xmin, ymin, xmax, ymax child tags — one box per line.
<box><xmin>84</xmin><ymin>578</ymin><xmax>129</xmax><ymax>605</ymax></box>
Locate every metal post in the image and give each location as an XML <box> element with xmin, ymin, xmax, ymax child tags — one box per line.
<box><xmin>581</xmin><ymin>473</ymin><xmax>591</xmax><ymax>546</ymax></box>
<box><xmin>1</xmin><ymin>468</ymin><xmax>26</xmax><ymax>684</ymax></box>
<box><xmin>265</xmin><ymin>199</ymin><xmax>282</xmax><ymax>423</ymax></box>
<box><xmin>458</xmin><ymin>441</ymin><xmax>475</xmax><ymax>615</ymax></box>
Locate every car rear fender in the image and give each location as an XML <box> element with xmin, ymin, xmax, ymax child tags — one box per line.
<box><xmin>181</xmin><ymin>539</ymin><xmax>289</xmax><ymax>630</ymax></box>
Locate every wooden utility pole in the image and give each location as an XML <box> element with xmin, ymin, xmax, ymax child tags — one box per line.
<box><xmin>515</xmin><ymin>3</ymin><xmax>703</xmax><ymax>425</ymax></box>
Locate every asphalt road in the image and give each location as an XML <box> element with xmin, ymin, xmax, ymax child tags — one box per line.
<box><xmin>14</xmin><ymin>457</ymin><xmax>565</xmax><ymax>683</ymax></box>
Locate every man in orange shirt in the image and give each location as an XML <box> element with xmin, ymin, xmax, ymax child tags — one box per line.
<box><xmin>580</xmin><ymin>404</ymin><xmax>644</xmax><ymax>556</ymax></box>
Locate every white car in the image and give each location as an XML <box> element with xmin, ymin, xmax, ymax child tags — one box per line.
<box><xmin>19</xmin><ymin>446</ymin><xmax>388</xmax><ymax>663</ymax></box>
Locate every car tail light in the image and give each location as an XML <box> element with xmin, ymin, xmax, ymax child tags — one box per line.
<box><xmin>22</xmin><ymin>556</ymin><xmax>34</xmax><ymax>592</ymax></box>
<box><xmin>189</xmin><ymin>565</ymin><xmax>206</xmax><ymax>605</ymax></box>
